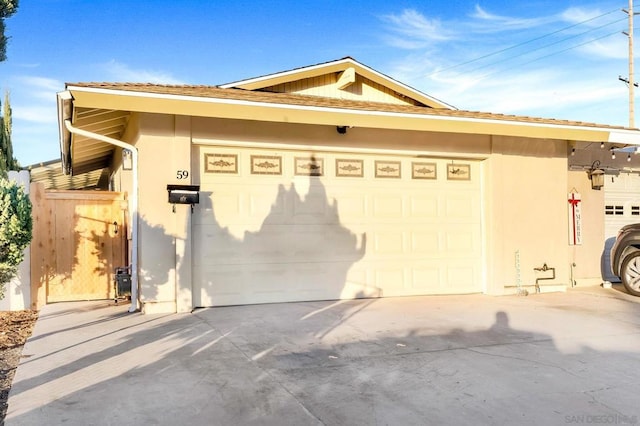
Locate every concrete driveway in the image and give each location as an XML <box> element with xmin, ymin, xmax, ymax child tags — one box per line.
<box><xmin>6</xmin><ymin>286</ymin><xmax>640</xmax><ymax>425</ymax></box>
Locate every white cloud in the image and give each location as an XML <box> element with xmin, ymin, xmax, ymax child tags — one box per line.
<box><xmin>578</xmin><ymin>38</ymin><xmax>628</xmax><ymax>59</ymax></box>
<box><xmin>560</xmin><ymin>7</ymin><xmax>612</xmax><ymax>26</ymax></box>
<box><xmin>102</xmin><ymin>60</ymin><xmax>186</xmax><ymax>84</ymax></box>
<box><xmin>378</xmin><ymin>4</ymin><xmax>631</xmax><ymax>127</ymax></box>
<box><xmin>13</xmin><ymin>105</ymin><xmax>56</xmax><ymax>124</ymax></box>
<box><xmin>469</xmin><ymin>5</ymin><xmax>558</xmax><ymax>33</ymax></box>
<box><xmin>15</xmin><ymin>76</ymin><xmax>62</xmax><ymax>101</ymax></box>
<box><xmin>381</xmin><ymin>9</ymin><xmax>455</xmax><ymax>49</ymax></box>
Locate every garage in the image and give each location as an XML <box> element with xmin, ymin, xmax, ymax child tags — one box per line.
<box><xmin>603</xmin><ymin>172</ymin><xmax>640</xmax><ymax>281</ymax></box>
<box><xmin>54</xmin><ymin>58</ymin><xmax>640</xmax><ymax>314</ymax></box>
<box><xmin>192</xmin><ymin>145</ymin><xmax>484</xmax><ymax>307</ymax></box>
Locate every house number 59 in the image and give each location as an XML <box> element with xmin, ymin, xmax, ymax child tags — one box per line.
<box><xmin>176</xmin><ymin>170</ymin><xmax>189</xmax><ymax>179</ymax></box>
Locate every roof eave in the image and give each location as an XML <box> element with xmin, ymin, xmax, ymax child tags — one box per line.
<box><xmin>64</xmin><ymin>85</ymin><xmax>640</xmax><ymax>146</ymax></box>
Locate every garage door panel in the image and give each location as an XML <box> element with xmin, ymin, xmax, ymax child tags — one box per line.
<box><xmin>195</xmin><ymin>224</ymin><xmax>364</xmax><ymax>265</ymax></box>
<box><xmin>374</xmin><ymin>268</ymin><xmax>406</xmax><ymax>293</ymax></box>
<box><xmin>410</xmin><ymin>231</ymin><xmax>441</xmax><ymax>254</ymax></box>
<box><xmin>192</xmin><ymin>224</ymin><xmax>259</xmax><ymax>263</ymax></box>
<box><xmin>446</xmin><ymin>265</ymin><xmax>479</xmax><ymax>291</ymax></box>
<box><xmin>293</xmin><ymin>192</ymin><xmax>327</xmax><ymax>215</ymax></box>
<box><xmin>332</xmin><ymin>195</ymin><xmax>368</xmax><ymax>220</ymax></box>
<box><xmin>194</xmin><ymin>146</ymin><xmax>484</xmax><ymax>306</ymax></box>
<box><xmin>445</xmin><ymin>194</ymin><xmax>480</xmax><ymax>220</ymax></box>
<box><xmin>373</xmin><ymin>232</ymin><xmax>405</xmax><ymax>254</ymax></box>
<box><xmin>199</xmin><ymin>193</ymin><xmax>241</xmax><ymax>223</ymax></box>
<box><xmin>445</xmin><ymin>231</ymin><xmax>477</xmax><ymax>252</ymax></box>
<box><xmin>196</xmin><ymin>262</ymin><xmax>361</xmax><ymax>305</ymax></box>
<box><xmin>341</xmin><ymin>269</ymin><xmax>383</xmax><ymax>298</ymax></box>
<box><xmin>247</xmin><ymin>188</ymin><xmax>287</xmax><ymax>220</ymax></box>
<box><xmin>410</xmin><ymin>196</ymin><xmax>439</xmax><ymax>217</ymax></box>
<box><xmin>194</xmin><ymin>267</ymin><xmax>245</xmax><ymax>307</ymax></box>
<box><xmin>373</xmin><ymin>196</ymin><xmax>404</xmax><ymax>217</ymax></box>
<box><xmin>411</xmin><ymin>267</ymin><xmax>441</xmax><ymax>290</ymax></box>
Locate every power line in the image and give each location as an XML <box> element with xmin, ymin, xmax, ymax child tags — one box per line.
<box><xmin>428</xmin><ymin>7</ymin><xmax>624</xmax><ymax>78</ymax></box>
<box><xmin>461</xmin><ymin>16</ymin><xmax>626</xmax><ymax>76</ymax></box>
<box><xmin>469</xmin><ymin>30</ymin><xmax>622</xmax><ymax>84</ymax></box>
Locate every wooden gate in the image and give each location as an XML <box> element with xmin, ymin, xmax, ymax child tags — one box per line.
<box><xmin>30</xmin><ymin>183</ymin><xmax>128</xmax><ymax>309</ymax></box>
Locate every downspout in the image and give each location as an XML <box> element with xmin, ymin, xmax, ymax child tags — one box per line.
<box><xmin>64</xmin><ymin>120</ymin><xmax>139</xmax><ymax>313</ymax></box>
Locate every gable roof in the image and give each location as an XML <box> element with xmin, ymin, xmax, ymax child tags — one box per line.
<box><xmin>63</xmin><ymin>82</ymin><xmax>632</xmax><ymax>132</ymax></box>
<box><xmin>220</xmin><ymin>57</ymin><xmax>456</xmax><ymax>110</ymax></box>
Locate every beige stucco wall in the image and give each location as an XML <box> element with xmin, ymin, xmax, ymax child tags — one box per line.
<box><xmin>567</xmin><ymin>170</ymin><xmax>605</xmax><ymax>285</ymax></box>
<box><xmin>484</xmin><ymin>136</ymin><xmax>570</xmax><ymax>294</ymax></box>
<box><xmin>132</xmin><ymin>113</ymin><xmax>193</xmax><ymax>313</ymax></box>
<box><xmin>191</xmin><ymin>117</ymin><xmax>493</xmax><ymax>156</ymax></box>
<box><xmin>127</xmin><ymin>113</ymin><xmax>597</xmax><ymax>312</ymax></box>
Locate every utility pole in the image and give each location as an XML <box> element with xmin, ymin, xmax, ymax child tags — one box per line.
<box><xmin>623</xmin><ymin>0</ymin><xmax>638</xmax><ymax>127</ymax></box>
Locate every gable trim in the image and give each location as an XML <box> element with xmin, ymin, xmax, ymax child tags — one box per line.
<box><xmin>219</xmin><ymin>57</ymin><xmax>456</xmax><ymax>110</ymax></box>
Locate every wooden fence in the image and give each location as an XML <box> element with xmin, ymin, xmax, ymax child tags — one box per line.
<box><xmin>30</xmin><ymin>183</ymin><xmax>128</xmax><ymax>309</ymax></box>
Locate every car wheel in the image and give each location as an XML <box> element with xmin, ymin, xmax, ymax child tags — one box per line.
<box><xmin>621</xmin><ymin>251</ymin><xmax>640</xmax><ymax>296</ymax></box>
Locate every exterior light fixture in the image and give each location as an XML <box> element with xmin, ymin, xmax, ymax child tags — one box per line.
<box><xmin>588</xmin><ymin>160</ymin><xmax>605</xmax><ymax>190</ymax></box>
<box><xmin>571</xmin><ymin>148</ymin><xmax>576</xmax><ymax>156</ymax></box>
<box><xmin>601</xmin><ymin>141</ymin><xmax>605</xmax><ymax>149</ymax></box>
<box><xmin>611</xmin><ymin>148</ymin><xmax>616</xmax><ymax>160</ymax></box>
<box><xmin>122</xmin><ymin>149</ymin><xmax>133</xmax><ymax>170</ymax></box>
<box><xmin>629</xmin><ymin>153</ymin><xmax>632</xmax><ymax>162</ymax></box>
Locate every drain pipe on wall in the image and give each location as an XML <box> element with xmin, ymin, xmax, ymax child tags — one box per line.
<box><xmin>64</xmin><ymin>120</ymin><xmax>139</xmax><ymax>313</ymax></box>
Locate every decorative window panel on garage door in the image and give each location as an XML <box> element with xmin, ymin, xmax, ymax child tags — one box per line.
<box><xmin>192</xmin><ymin>146</ymin><xmax>484</xmax><ymax>307</ymax></box>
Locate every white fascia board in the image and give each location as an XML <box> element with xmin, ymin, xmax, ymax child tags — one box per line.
<box><xmin>219</xmin><ymin>58</ymin><xmax>356</xmax><ymax>88</ymax></box>
<box><xmin>607</xmin><ymin>130</ymin><xmax>640</xmax><ymax>145</ymax></box>
<box><xmin>56</xmin><ymin>90</ymin><xmax>74</xmax><ymax>174</ymax></box>
<box><xmin>346</xmin><ymin>60</ymin><xmax>457</xmax><ymax>110</ymax></box>
<box><xmin>66</xmin><ymin>85</ymin><xmax>637</xmax><ymax>143</ymax></box>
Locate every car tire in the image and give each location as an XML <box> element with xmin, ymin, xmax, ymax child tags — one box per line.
<box><xmin>621</xmin><ymin>251</ymin><xmax>640</xmax><ymax>296</ymax></box>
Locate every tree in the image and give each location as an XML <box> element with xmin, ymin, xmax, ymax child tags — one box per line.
<box><xmin>0</xmin><ymin>91</ymin><xmax>17</xmax><ymax>178</ymax></box>
<box><xmin>0</xmin><ymin>178</ymin><xmax>31</xmax><ymax>298</ymax></box>
<box><xmin>0</xmin><ymin>0</ymin><xmax>19</xmax><ymax>62</ymax></box>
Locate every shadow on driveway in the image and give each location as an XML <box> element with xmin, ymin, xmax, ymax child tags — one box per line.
<box><xmin>6</xmin><ymin>289</ymin><xmax>640</xmax><ymax>425</ymax></box>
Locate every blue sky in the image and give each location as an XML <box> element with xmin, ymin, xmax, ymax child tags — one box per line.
<box><xmin>0</xmin><ymin>0</ymin><xmax>636</xmax><ymax>166</ymax></box>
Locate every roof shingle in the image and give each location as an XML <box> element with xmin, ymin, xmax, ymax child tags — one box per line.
<box><xmin>65</xmin><ymin>82</ymin><xmax>632</xmax><ymax>131</ymax></box>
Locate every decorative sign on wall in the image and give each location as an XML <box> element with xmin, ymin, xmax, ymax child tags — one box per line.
<box><xmin>375</xmin><ymin>160</ymin><xmax>401</xmax><ymax>178</ymax></box>
<box><xmin>295</xmin><ymin>156</ymin><xmax>324</xmax><ymax>176</ymax></box>
<box><xmin>568</xmin><ymin>191</ymin><xmax>582</xmax><ymax>245</ymax></box>
<box><xmin>336</xmin><ymin>159</ymin><xmax>364</xmax><ymax>177</ymax></box>
<box><xmin>412</xmin><ymin>162</ymin><xmax>437</xmax><ymax>180</ymax></box>
<box><xmin>250</xmin><ymin>155</ymin><xmax>282</xmax><ymax>175</ymax></box>
<box><xmin>447</xmin><ymin>163</ymin><xmax>471</xmax><ymax>181</ymax></box>
<box><xmin>204</xmin><ymin>153</ymin><xmax>238</xmax><ymax>174</ymax></box>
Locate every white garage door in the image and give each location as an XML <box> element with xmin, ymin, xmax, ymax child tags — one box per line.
<box><xmin>193</xmin><ymin>146</ymin><xmax>484</xmax><ymax>307</ymax></box>
<box><xmin>603</xmin><ymin>173</ymin><xmax>640</xmax><ymax>281</ymax></box>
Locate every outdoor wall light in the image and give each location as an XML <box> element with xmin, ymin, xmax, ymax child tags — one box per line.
<box><xmin>588</xmin><ymin>160</ymin><xmax>605</xmax><ymax>190</ymax></box>
<box><xmin>122</xmin><ymin>149</ymin><xmax>133</xmax><ymax>170</ymax></box>
<box><xmin>336</xmin><ymin>126</ymin><xmax>348</xmax><ymax>134</ymax></box>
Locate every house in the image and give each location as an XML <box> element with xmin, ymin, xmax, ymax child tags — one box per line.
<box><xmin>53</xmin><ymin>57</ymin><xmax>640</xmax><ymax>314</ymax></box>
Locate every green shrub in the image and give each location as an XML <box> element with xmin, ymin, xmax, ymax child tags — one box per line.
<box><xmin>0</xmin><ymin>178</ymin><xmax>32</xmax><ymax>298</ymax></box>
